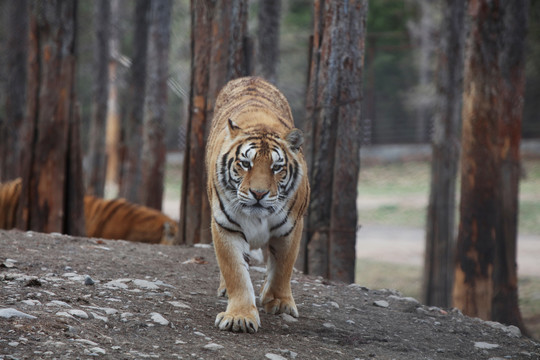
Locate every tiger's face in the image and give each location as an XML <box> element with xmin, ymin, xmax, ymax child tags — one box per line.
<box><xmin>217</xmin><ymin>119</ymin><xmax>303</xmax><ymax>217</ymax></box>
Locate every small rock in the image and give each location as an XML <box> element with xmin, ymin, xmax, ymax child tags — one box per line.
<box><xmin>8</xmin><ymin>341</ymin><xmax>20</xmax><ymax>347</ymax></box>
<box><xmin>346</xmin><ymin>319</ymin><xmax>355</xmax><ymax>325</ymax></box>
<box><xmin>133</xmin><ymin>279</ymin><xmax>160</xmax><ymax>290</ymax></box>
<box><xmin>168</xmin><ymin>300</ymin><xmax>191</xmax><ymax>309</ymax></box>
<box><xmin>280</xmin><ymin>313</ymin><xmax>298</xmax><ymax>323</ymax></box>
<box><xmin>0</xmin><ymin>308</ymin><xmax>37</xmax><ymax>319</ymax></box>
<box><xmin>21</xmin><ymin>299</ymin><xmax>42</xmax><ymax>306</ymax></box>
<box><xmin>89</xmin><ymin>347</ymin><xmax>106</xmax><ymax>355</ymax></box>
<box><xmin>265</xmin><ymin>354</ymin><xmax>287</xmax><ymax>360</ymax></box>
<box><xmin>56</xmin><ymin>311</ymin><xmax>75</xmax><ymax>319</ymax></box>
<box><xmin>474</xmin><ymin>342</ymin><xmax>500</xmax><ymax>350</ymax></box>
<box><xmin>91</xmin><ymin>312</ymin><xmax>108</xmax><ymax>322</ymax></box>
<box><xmin>25</xmin><ymin>278</ymin><xmax>42</xmax><ymax>287</ymax></box>
<box><xmin>46</xmin><ymin>300</ymin><xmax>72</xmax><ymax>308</ymax></box>
<box><xmin>203</xmin><ymin>343</ymin><xmax>224</xmax><ymax>351</ymax></box>
<box><xmin>373</xmin><ymin>300</ymin><xmax>389</xmax><ymax>308</ymax></box>
<box><xmin>329</xmin><ymin>301</ymin><xmax>339</xmax><ymax>309</ymax></box>
<box><xmin>75</xmin><ymin>339</ymin><xmax>99</xmax><ymax>346</ymax></box>
<box><xmin>68</xmin><ymin>309</ymin><xmax>88</xmax><ymax>319</ymax></box>
<box><xmin>322</xmin><ymin>322</ymin><xmax>336</xmax><ymax>330</ymax></box>
<box><xmin>85</xmin><ymin>275</ymin><xmax>95</xmax><ymax>285</ymax></box>
<box><xmin>150</xmin><ymin>312</ymin><xmax>169</xmax><ymax>326</ymax></box>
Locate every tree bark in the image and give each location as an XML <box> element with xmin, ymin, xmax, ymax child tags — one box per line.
<box><xmin>0</xmin><ymin>0</ymin><xmax>28</xmax><ymax>181</ymax></box>
<box><xmin>257</xmin><ymin>0</ymin><xmax>281</xmax><ymax>84</ymax></box>
<box><xmin>119</xmin><ymin>0</ymin><xmax>151</xmax><ymax>203</ymax></box>
<box><xmin>178</xmin><ymin>0</ymin><xmax>250</xmax><ymax>245</ymax></box>
<box><xmin>422</xmin><ymin>0</ymin><xmax>465</xmax><ymax>308</ymax></box>
<box><xmin>140</xmin><ymin>0</ymin><xmax>172</xmax><ymax>210</ymax></box>
<box><xmin>304</xmin><ymin>0</ymin><xmax>368</xmax><ymax>283</ymax></box>
<box><xmin>17</xmin><ymin>0</ymin><xmax>84</xmax><ymax>236</ymax></box>
<box><xmin>452</xmin><ymin>0</ymin><xmax>528</xmax><ymax>333</ymax></box>
<box><xmin>86</xmin><ymin>0</ymin><xmax>111</xmax><ymax>197</ymax></box>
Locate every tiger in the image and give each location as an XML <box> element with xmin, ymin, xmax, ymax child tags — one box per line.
<box><xmin>0</xmin><ymin>177</ymin><xmax>177</xmax><ymax>245</ymax></box>
<box><xmin>206</xmin><ymin>76</ymin><xmax>310</xmax><ymax>333</ymax></box>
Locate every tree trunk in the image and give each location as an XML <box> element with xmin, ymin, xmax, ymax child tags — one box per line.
<box><xmin>257</xmin><ymin>0</ymin><xmax>281</xmax><ymax>84</ymax></box>
<box><xmin>17</xmin><ymin>0</ymin><xmax>85</xmax><ymax>236</ymax></box>
<box><xmin>105</xmin><ymin>0</ymin><xmax>121</xmax><ymax>196</ymax></box>
<box><xmin>178</xmin><ymin>0</ymin><xmax>250</xmax><ymax>245</ymax></box>
<box><xmin>86</xmin><ymin>0</ymin><xmax>111</xmax><ymax>197</ymax></box>
<box><xmin>119</xmin><ymin>0</ymin><xmax>150</xmax><ymax>203</ymax></box>
<box><xmin>452</xmin><ymin>0</ymin><xmax>528</xmax><ymax>333</ymax></box>
<box><xmin>0</xmin><ymin>0</ymin><xmax>28</xmax><ymax>181</ymax></box>
<box><xmin>303</xmin><ymin>0</ymin><xmax>368</xmax><ymax>283</ymax></box>
<box><xmin>422</xmin><ymin>0</ymin><xmax>465</xmax><ymax>308</ymax></box>
<box><xmin>140</xmin><ymin>0</ymin><xmax>172</xmax><ymax>210</ymax></box>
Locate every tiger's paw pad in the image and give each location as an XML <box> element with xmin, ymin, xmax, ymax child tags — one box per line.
<box><xmin>261</xmin><ymin>297</ymin><xmax>298</xmax><ymax>317</ymax></box>
<box><xmin>215</xmin><ymin>310</ymin><xmax>260</xmax><ymax>333</ymax></box>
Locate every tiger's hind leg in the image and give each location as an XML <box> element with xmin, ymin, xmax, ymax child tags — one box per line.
<box><xmin>212</xmin><ymin>222</ymin><xmax>260</xmax><ymax>333</ymax></box>
<box><xmin>260</xmin><ymin>220</ymin><xmax>302</xmax><ymax>318</ymax></box>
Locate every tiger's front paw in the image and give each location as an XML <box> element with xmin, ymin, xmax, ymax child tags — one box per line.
<box><xmin>261</xmin><ymin>294</ymin><xmax>298</xmax><ymax>317</ymax></box>
<box><xmin>215</xmin><ymin>306</ymin><xmax>260</xmax><ymax>333</ymax></box>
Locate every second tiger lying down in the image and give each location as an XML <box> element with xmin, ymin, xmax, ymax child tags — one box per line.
<box><xmin>0</xmin><ymin>178</ymin><xmax>177</xmax><ymax>245</ymax></box>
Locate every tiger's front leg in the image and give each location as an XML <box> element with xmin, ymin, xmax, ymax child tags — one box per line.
<box><xmin>260</xmin><ymin>219</ymin><xmax>303</xmax><ymax>318</ymax></box>
<box><xmin>212</xmin><ymin>222</ymin><xmax>260</xmax><ymax>333</ymax></box>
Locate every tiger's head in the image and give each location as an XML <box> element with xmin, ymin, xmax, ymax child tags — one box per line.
<box><xmin>217</xmin><ymin>118</ymin><xmax>304</xmax><ymax>217</ymax></box>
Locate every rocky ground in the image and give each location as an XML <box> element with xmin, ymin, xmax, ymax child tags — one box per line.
<box><xmin>1</xmin><ymin>229</ymin><xmax>539</xmax><ymax>360</ymax></box>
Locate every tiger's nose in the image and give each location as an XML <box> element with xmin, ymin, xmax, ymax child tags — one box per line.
<box><xmin>250</xmin><ymin>189</ymin><xmax>269</xmax><ymax>201</ymax></box>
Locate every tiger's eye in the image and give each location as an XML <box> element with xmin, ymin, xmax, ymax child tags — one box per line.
<box><xmin>272</xmin><ymin>164</ymin><xmax>283</xmax><ymax>172</ymax></box>
<box><xmin>241</xmin><ymin>160</ymin><xmax>251</xmax><ymax>169</ymax></box>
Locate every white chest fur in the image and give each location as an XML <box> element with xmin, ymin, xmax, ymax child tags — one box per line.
<box><xmin>237</xmin><ymin>216</ymin><xmax>271</xmax><ymax>250</ymax></box>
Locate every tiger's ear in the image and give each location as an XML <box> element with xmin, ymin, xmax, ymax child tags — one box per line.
<box><xmin>227</xmin><ymin>118</ymin><xmax>241</xmax><ymax>138</ymax></box>
<box><xmin>285</xmin><ymin>128</ymin><xmax>304</xmax><ymax>152</ymax></box>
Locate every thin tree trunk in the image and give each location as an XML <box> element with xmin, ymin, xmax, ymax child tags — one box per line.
<box><xmin>422</xmin><ymin>0</ymin><xmax>465</xmax><ymax>308</ymax></box>
<box><xmin>18</xmin><ymin>0</ymin><xmax>84</xmax><ymax>236</ymax></box>
<box><xmin>119</xmin><ymin>0</ymin><xmax>150</xmax><ymax>203</ymax></box>
<box><xmin>105</xmin><ymin>0</ymin><xmax>121</xmax><ymax>196</ymax></box>
<box><xmin>178</xmin><ymin>0</ymin><xmax>250</xmax><ymax>245</ymax></box>
<box><xmin>0</xmin><ymin>0</ymin><xmax>28</xmax><ymax>181</ymax></box>
<box><xmin>453</xmin><ymin>0</ymin><xmax>528</xmax><ymax>334</ymax></box>
<box><xmin>86</xmin><ymin>0</ymin><xmax>111</xmax><ymax>197</ymax></box>
<box><xmin>140</xmin><ymin>0</ymin><xmax>172</xmax><ymax>210</ymax></box>
<box><xmin>257</xmin><ymin>0</ymin><xmax>281</xmax><ymax>84</ymax></box>
<box><xmin>304</xmin><ymin>0</ymin><xmax>368</xmax><ymax>283</ymax></box>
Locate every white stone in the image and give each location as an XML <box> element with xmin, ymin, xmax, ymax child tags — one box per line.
<box><xmin>329</xmin><ymin>301</ymin><xmax>339</xmax><ymax>309</ymax></box>
<box><xmin>280</xmin><ymin>313</ymin><xmax>298</xmax><ymax>323</ymax></box>
<box><xmin>46</xmin><ymin>300</ymin><xmax>72</xmax><ymax>308</ymax></box>
<box><xmin>21</xmin><ymin>299</ymin><xmax>41</xmax><ymax>306</ymax></box>
<box><xmin>75</xmin><ymin>339</ymin><xmax>99</xmax><ymax>346</ymax></box>
<box><xmin>68</xmin><ymin>310</ymin><xmax>88</xmax><ymax>319</ymax></box>
<box><xmin>322</xmin><ymin>322</ymin><xmax>336</xmax><ymax>330</ymax></box>
<box><xmin>373</xmin><ymin>300</ymin><xmax>389</xmax><ymax>308</ymax></box>
<box><xmin>474</xmin><ymin>342</ymin><xmax>499</xmax><ymax>350</ymax></box>
<box><xmin>103</xmin><ymin>280</ymin><xmax>129</xmax><ymax>289</ymax></box>
<box><xmin>133</xmin><ymin>279</ymin><xmax>160</xmax><ymax>290</ymax></box>
<box><xmin>8</xmin><ymin>341</ymin><xmax>19</xmax><ymax>347</ymax></box>
<box><xmin>56</xmin><ymin>311</ymin><xmax>75</xmax><ymax>319</ymax></box>
<box><xmin>150</xmin><ymin>312</ymin><xmax>169</xmax><ymax>326</ymax></box>
<box><xmin>203</xmin><ymin>343</ymin><xmax>224</xmax><ymax>351</ymax></box>
<box><xmin>168</xmin><ymin>301</ymin><xmax>191</xmax><ymax>309</ymax></box>
<box><xmin>0</xmin><ymin>308</ymin><xmax>37</xmax><ymax>319</ymax></box>
<box><xmin>91</xmin><ymin>312</ymin><xmax>108</xmax><ymax>322</ymax></box>
<box><xmin>89</xmin><ymin>347</ymin><xmax>107</xmax><ymax>355</ymax></box>
<box><xmin>265</xmin><ymin>354</ymin><xmax>287</xmax><ymax>360</ymax></box>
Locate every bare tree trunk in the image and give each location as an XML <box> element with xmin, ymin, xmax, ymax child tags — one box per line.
<box><xmin>105</xmin><ymin>0</ymin><xmax>121</xmax><ymax>197</ymax></box>
<box><xmin>140</xmin><ymin>0</ymin><xmax>172</xmax><ymax>210</ymax></box>
<box><xmin>257</xmin><ymin>0</ymin><xmax>281</xmax><ymax>84</ymax></box>
<box><xmin>0</xmin><ymin>0</ymin><xmax>28</xmax><ymax>181</ymax></box>
<box><xmin>452</xmin><ymin>0</ymin><xmax>528</xmax><ymax>334</ymax></box>
<box><xmin>86</xmin><ymin>0</ymin><xmax>111</xmax><ymax>197</ymax></box>
<box><xmin>119</xmin><ymin>0</ymin><xmax>150</xmax><ymax>203</ymax></box>
<box><xmin>303</xmin><ymin>0</ymin><xmax>368</xmax><ymax>283</ymax></box>
<box><xmin>178</xmin><ymin>0</ymin><xmax>250</xmax><ymax>245</ymax></box>
<box><xmin>422</xmin><ymin>0</ymin><xmax>465</xmax><ymax>308</ymax></box>
<box><xmin>18</xmin><ymin>0</ymin><xmax>84</xmax><ymax>236</ymax></box>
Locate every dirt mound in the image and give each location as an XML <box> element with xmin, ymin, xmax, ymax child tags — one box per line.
<box><xmin>1</xmin><ymin>229</ymin><xmax>539</xmax><ymax>359</ymax></box>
